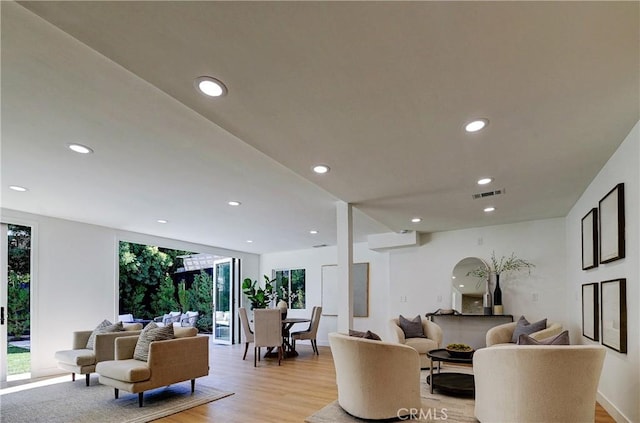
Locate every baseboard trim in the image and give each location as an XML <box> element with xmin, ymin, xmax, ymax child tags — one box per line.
<box><xmin>597</xmin><ymin>390</ymin><xmax>630</xmax><ymax>423</ymax></box>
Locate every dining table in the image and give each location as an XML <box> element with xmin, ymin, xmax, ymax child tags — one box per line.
<box><xmin>264</xmin><ymin>316</ymin><xmax>311</xmax><ymax>359</ymax></box>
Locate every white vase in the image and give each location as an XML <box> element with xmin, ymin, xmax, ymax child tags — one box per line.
<box><xmin>277</xmin><ymin>300</ymin><xmax>288</xmax><ymax>319</ymax></box>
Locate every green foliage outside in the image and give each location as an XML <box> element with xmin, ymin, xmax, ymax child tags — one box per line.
<box><xmin>7</xmin><ymin>225</ymin><xmax>31</xmax><ymax>340</ymax></box>
<box><xmin>119</xmin><ymin>242</ymin><xmax>213</xmax><ymax>332</ymax></box>
<box><xmin>8</xmin><ymin>271</ymin><xmax>30</xmax><ymax>338</ymax></box>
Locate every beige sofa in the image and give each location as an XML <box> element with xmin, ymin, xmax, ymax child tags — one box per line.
<box><xmin>389</xmin><ymin>317</ymin><xmax>442</xmax><ymax>368</ymax></box>
<box><xmin>96</xmin><ymin>327</ymin><xmax>209</xmax><ymax>406</ymax></box>
<box><xmin>54</xmin><ymin>324</ymin><xmax>142</xmax><ymax>386</ymax></box>
<box><xmin>329</xmin><ymin>332</ymin><xmax>421</xmax><ymax>420</ymax></box>
<box><xmin>486</xmin><ymin>321</ymin><xmax>563</xmax><ymax>346</ymax></box>
<box><xmin>474</xmin><ymin>345</ymin><xmax>606</xmax><ymax>422</ymax></box>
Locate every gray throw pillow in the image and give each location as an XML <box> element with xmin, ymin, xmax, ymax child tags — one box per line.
<box><xmin>133</xmin><ymin>322</ymin><xmax>174</xmax><ymax>362</ymax></box>
<box><xmin>399</xmin><ymin>314</ymin><xmax>426</xmax><ymax>338</ymax></box>
<box><xmin>85</xmin><ymin>320</ymin><xmax>123</xmax><ymax>349</ymax></box>
<box><xmin>518</xmin><ymin>330</ymin><xmax>570</xmax><ymax>345</ymax></box>
<box><xmin>511</xmin><ymin>315</ymin><xmax>547</xmax><ymax>343</ymax></box>
<box><xmin>348</xmin><ymin>329</ymin><xmax>382</xmax><ymax>341</ymax></box>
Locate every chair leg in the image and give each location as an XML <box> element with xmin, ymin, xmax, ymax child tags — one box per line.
<box><xmin>254</xmin><ymin>347</ymin><xmax>258</xmax><ymax>367</ymax></box>
<box><xmin>72</xmin><ymin>373</ymin><xmax>76</xmax><ymax>382</ymax></box>
<box><xmin>278</xmin><ymin>346</ymin><xmax>282</xmax><ymax>366</ymax></box>
<box><xmin>114</xmin><ymin>388</ymin><xmax>119</xmax><ymax>399</ymax></box>
<box><xmin>85</xmin><ymin>373</ymin><xmax>90</xmax><ymax>386</ymax></box>
<box><xmin>243</xmin><ymin>342</ymin><xmax>249</xmax><ymax>360</ymax></box>
<box><xmin>191</xmin><ymin>378</ymin><xmax>195</xmax><ymax>393</ymax></box>
<box><xmin>138</xmin><ymin>392</ymin><xmax>144</xmax><ymax>407</ymax></box>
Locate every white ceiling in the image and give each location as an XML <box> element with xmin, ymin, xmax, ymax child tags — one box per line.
<box><xmin>2</xmin><ymin>1</ymin><xmax>638</xmax><ymax>254</ymax></box>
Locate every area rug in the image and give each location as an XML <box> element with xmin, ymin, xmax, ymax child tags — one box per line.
<box><xmin>0</xmin><ymin>375</ymin><xmax>233</xmax><ymax>423</ymax></box>
<box><xmin>306</xmin><ymin>370</ymin><xmax>477</xmax><ymax>423</ymax></box>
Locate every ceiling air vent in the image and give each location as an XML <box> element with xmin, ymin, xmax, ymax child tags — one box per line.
<box><xmin>472</xmin><ymin>188</ymin><xmax>505</xmax><ymax>200</ymax></box>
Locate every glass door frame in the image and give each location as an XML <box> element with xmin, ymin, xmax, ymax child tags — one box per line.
<box><xmin>0</xmin><ymin>220</ymin><xmax>36</xmax><ymax>382</ymax></box>
<box><xmin>1</xmin><ymin>224</ymin><xmax>8</xmax><ymax>381</ymax></box>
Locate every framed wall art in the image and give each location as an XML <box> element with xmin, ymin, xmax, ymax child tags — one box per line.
<box><xmin>321</xmin><ymin>262</ymin><xmax>369</xmax><ymax>317</ymax></box>
<box><xmin>581</xmin><ymin>282</ymin><xmax>599</xmax><ymax>341</ymax></box>
<box><xmin>581</xmin><ymin>208</ymin><xmax>598</xmax><ymax>270</ymax></box>
<box><xmin>599</xmin><ymin>183</ymin><xmax>625</xmax><ymax>264</ymax></box>
<box><xmin>600</xmin><ymin>278</ymin><xmax>627</xmax><ymax>353</ymax></box>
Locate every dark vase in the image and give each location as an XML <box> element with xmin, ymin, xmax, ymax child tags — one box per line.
<box><xmin>493</xmin><ymin>274</ymin><xmax>502</xmax><ymax>306</ymax></box>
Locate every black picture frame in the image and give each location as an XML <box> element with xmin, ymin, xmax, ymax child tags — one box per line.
<box><xmin>581</xmin><ymin>208</ymin><xmax>598</xmax><ymax>270</ymax></box>
<box><xmin>599</xmin><ymin>183</ymin><xmax>625</xmax><ymax>264</ymax></box>
<box><xmin>581</xmin><ymin>282</ymin><xmax>599</xmax><ymax>341</ymax></box>
<box><xmin>600</xmin><ymin>278</ymin><xmax>627</xmax><ymax>353</ymax></box>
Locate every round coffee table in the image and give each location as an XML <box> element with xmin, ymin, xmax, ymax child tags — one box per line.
<box><xmin>426</xmin><ymin>348</ymin><xmax>475</xmax><ymax>397</ymax></box>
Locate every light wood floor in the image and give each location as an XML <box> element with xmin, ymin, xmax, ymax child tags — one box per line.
<box><xmin>155</xmin><ymin>341</ymin><xmax>615</xmax><ymax>423</ymax></box>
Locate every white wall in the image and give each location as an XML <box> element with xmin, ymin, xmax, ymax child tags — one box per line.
<box><xmin>0</xmin><ymin>208</ymin><xmax>260</xmax><ymax>378</ymax></box>
<box><xmin>260</xmin><ymin>243</ymin><xmax>389</xmax><ymax>345</ymax></box>
<box><xmin>566</xmin><ymin>121</ymin><xmax>639</xmax><ymax>423</ymax></box>
<box><xmin>388</xmin><ymin>218</ymin><xmax>567</xmax><ymax>326</ymax></box>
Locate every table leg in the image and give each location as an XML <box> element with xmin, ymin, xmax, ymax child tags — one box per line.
<box><xmin>430</xmin><ymin>358</ymin><xmax>434</xmax><ymax>394</ymax></box>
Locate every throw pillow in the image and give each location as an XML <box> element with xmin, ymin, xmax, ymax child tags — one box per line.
<box><xmin>133</xmin><ymin>322</ymin><xmax>175</xmax><ymax>362</ymax></box>
<box><xmin>399</xmin><ymin>314</ymin><xmax>426</xmax><ymax>338</ymax></box>
<box><xmin>348</xmin><ymin>329</ymin><xmax>382</xmax><ymax>341</ymax></box>
<box><xmin>511</xmin><ymin>315</ymin><xmax>547</xmax><ymax>343</ymax></box>
<box><xmin>518</xmin><ymin>330</ymin><xmax>570</xmax><ymax>345</ymax></box>
<box><xmin>85</xmin><ymin>320</ymin><xmax>123</xmax><ymax>349</ymax></box>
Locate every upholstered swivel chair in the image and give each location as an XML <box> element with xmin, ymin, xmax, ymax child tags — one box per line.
<box><xmin>474</xmin><ymin>345</ymin><xmax>606</xmax><ymax>422</ymax></box>
<box><xmin>253</xmin><ymin>308</ymin><xmax>283</xmax><ymax>367</ymax></box>
<box><xmin>389</xmin><ymin>317</ymin><xmax>442</xmax><ymax>369</ymax></box>
<box><xmin>329</xmin><ymin>332</ymin><xmax>422</xmax><ymax>420</ymax></box>
<box><xmin>486</xmin><ymin>320</ymin><xmax>563</xmax><ymax>346</ymax></box>
<box><xmin>238</xmin><ymin>307</ymin><xmax>254</xmax><ymax>360</ymax></box>
<box><xmin>291</xmin><ymin>306</ymin><xmax>322</xmax><ymax>354</ymax></box>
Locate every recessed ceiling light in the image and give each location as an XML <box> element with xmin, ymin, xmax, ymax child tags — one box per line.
<box><xmin>228</xmin><ymin>201</ymin><xmax>241</xmax><ymax>206</ymax></box>
<box><xmin>459</xmin><ymin>285</ymin><xmax>465</xmax><ymax>288</ymax></box>
<box><xmin>477</xmin><ymin>177</ymin><xmax>493</xmax><ymax>185</ymax></box>
<box><xmin>484</xmin><ymin>207</ymin><xmax>496</xmax><ymax>212</ymax></box>
<box><xmin>310</xmin><ymin>230</ymin><xmax>319</xmax><ymax>234</ymax></box>
<box><xmin>157</xmin><ymin>219</ymin><xmax>168</xmax><ymax>224</ymax></box>
<box><xmin>312</xmin><ymin>164</ymin><xmax>330</xmax><ymax>174</ymax></box>
<box><xmin>246</xmin><ymin>240</ymin><xmax>253</xmax><ymax>243</ymax></box>
<box><xmin>68</xmin><ymin>143</ymin><xmax>94</xmax><ymax>154</ymax></box>
<box><xmin>194</xmin><ymin>76</ymin><xmax>227</xmax><ymax>97</ymax></box>
<box><xmin>465</xmin><ymin>119</ymin><xmax>489</xmax><ymax>133</ymax></box>
<box><xmin>9</xmin><ymin>185</ymin><xmax>28</xmax><ymax>192</ymax></box>
<box><xmin>411</xmin><ymin>218</ymin><xmax>422</xmax><ymax>223</ymax></box>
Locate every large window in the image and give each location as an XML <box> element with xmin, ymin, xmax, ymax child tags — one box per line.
<box><xmin>273</xmin><ymin>268</ymin><xmax>306</xmax><ymax>309</ymax></box>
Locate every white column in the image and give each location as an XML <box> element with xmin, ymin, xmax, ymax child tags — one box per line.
<box><xmin>336</xmin><ymin>201</ymin><xmax>353</xmax><ymax>333</ymax></box>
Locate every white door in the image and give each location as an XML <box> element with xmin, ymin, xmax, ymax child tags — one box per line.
<box><xmin>212</xmin><ymin>258</ymin><xmax>237</xmax><ymax>345</ymax></box>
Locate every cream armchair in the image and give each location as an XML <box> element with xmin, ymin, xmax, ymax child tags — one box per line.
<box><xmin>486</xmin><ymin>321</ymin><xmax>563</xmax><ymax>346</ymax></box>
<box><xmin>329</xmin><ymin>332</ymin><xmax>421</xmax><ymax>420</ymax></box>
<box><xmin>55</xmin><ymin>324</ymin><xmax>142</xmax><ymax>386</ymax></box>
<box><xmin>389</xmin><ymin>317</ymin><xmax>442</xmax><ymax>368</ymax></box>
<box><xmin>474</xmin><ymin>345</ymin><xmax>606</xmax><ymax>422</ymax></box>
<box><xmin>96</xmin><ymin>327</ymin><xmax>208</xmax><ymax>406</ymax></box>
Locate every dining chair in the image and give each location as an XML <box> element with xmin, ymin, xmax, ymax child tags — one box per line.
<box><xmin>238</xmin><ymin>307</ymin><xmax>254</xmax><ymax>360</ymax></box>
<box><xmin>253</xmin><ymin>308</ymin><xmax>283</xmax><ymax>366</ymax></box>
<box><xmin>291</xmin><ymin>306</ymin><xmax>322</xmax><ymax>355</ymax></box>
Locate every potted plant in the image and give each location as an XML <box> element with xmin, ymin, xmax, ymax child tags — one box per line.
<box><xmin>470</xmin><ymin>251</ymin><xmax>535</xmax><ymax>314</ymax></box>
<box><xmin>241</xmin><ymin>275</ymin><xmax>275</xmax><ymax>309</ymax></box>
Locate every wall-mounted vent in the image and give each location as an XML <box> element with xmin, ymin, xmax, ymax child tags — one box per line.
<box><xmin>472</xmin><ymin>188</ymin><xmax>505</xmax><ymax>200</ymax></box>
<box><xmin>313</xmin><ymin>244</ymin><xmax>328</xmax><ymax>248</ymax></box>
